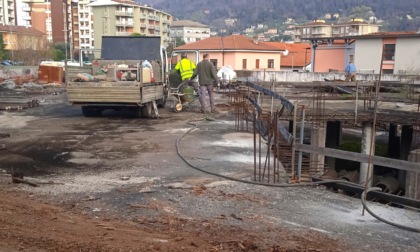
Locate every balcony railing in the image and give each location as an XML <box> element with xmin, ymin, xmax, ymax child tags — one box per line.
<box><xmin>115</xmin><ymin>21</ymin><xmax>134</xmax><ymax>27</ymax></box>
<box><xmin>148</xmin><ymin>25</ymin><xmax>155</xmax><ymax>29</ymax></box>
<box><xmin>140</xmin><ymin>23</ymin><xmax>147</xmax><ymax>28</ymax></box>
<box><xmin>115</xmin><ymin>11</ymin><xmax>133</xmax><ymax>16</ymax></box>
<box><xmin>116</xmin><ymin>31</ymin><xmax>133</xmax><ymax>36</ymax></box>
<box><xmin>140</xmin><ymin>13</ymin><xmax>147</xmax><ymax>19</ymax></box>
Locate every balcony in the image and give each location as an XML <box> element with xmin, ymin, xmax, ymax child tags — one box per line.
<box><xmin>162</xmin><ymin>27</ymin><xmax>168</xmax><ymax>33</ymax></box>
<box><xmin>115</xmin><ymin>11</ymin><xmax>133</xmax><ymax>16</ymax></box>
<box><xmin>116</xmin><ymin>31</ymin><xmax>133</xmax><ymax>36</ymax></box>
<box><xmin>311</xmin><ymin>29</ymin><xmax>326</xmax><ymax>35</ymax></box>
<box><xmin>148</xmin><ymin>25</ymin><xmax>155</xmax><ymax>29</ymax></box>
<box><xmin>155</xmin><ymin>26</ymin><xmax>160</xmax><ymax>31</ymax></box>
<box><xmin>22</xmin><ymin>16</ymin><xmax>31</xmax><ymax>21</ymax></box>
<box><xmin>140</xmin><ymin>23</ymin><xmax>147</xmax><ymax>28</ymax></box>
<box><xmin>140</xmin><ymin>13</ymin><xmax>147</xmax><ymax>19</ymax></box>
<box><xmin>115</xmin><ymin>21</ymin><xmax>134</xmax><ymax>27</ymax></box>
<box><xmin>22</xmin><ymin>6</ymin><xmax>30</xmax><ymax>12</ymax></box>
<box><xmin>148</xmin><ymin>15</ymin><xmax>157</xmax><ymax>21</ymax></box>
<box><xmin>162</xmin><ymin>19</ymin><xmax>168</xmax><ymax>24</ymax></box>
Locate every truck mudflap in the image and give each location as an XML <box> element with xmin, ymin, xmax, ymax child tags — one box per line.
<box><xmin>141</xmin><ymin>84</ymin><xmax>164</xmax><ymax>103</ymax></box>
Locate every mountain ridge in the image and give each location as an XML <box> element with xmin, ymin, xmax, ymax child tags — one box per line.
<box><xmin>138</xmin><ymin>0</ymin><xmax>420</xmax><ymax>34</ymax></box>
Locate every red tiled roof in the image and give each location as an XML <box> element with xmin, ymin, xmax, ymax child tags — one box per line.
<box><xmin>0</xmin><ymin>25</ymin><xmax>45</xmax><ymax>36</ymax></box>
<box><xmin>174</xmin><ymin>35</ymin><xmax>282</xmax><ymax>51</ymax></box>
<box><xmin>264</xmin><ymin>42</ymin><xmax>312</xmax><ymax>67</ymax></box>
<box><xmin>367</xmin><ymin>31</ymin><xmax>418</xmax><ymax>36</ymax></box>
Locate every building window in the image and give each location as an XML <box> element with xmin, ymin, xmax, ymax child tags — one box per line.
<box><xmin>268</xmin><ymin>59</ymin><xmax>274</xmax><ymax>68</ymax></box>
<box><xmin>384</xmin><ymin>44</ymin><xmax>395</xmax><ymax>61</ymax></box>
<box><xmin>255</xmin><ymin>59</ymin><xmax>260</xmax><ymax>69</ymax></box>
<box><xmin>242</xmin><ymin>59</ymin><xmax>247</xmax><ymax>69</ymax></box>
<box><xmin>210</xmin><ymin>59</ymin><xmax>217</xmax><ymax>68</ymax></box>
<box><xmin>383</xmin><ymin>69</ymin><xmax>394</xmax><ymax>74</ymax></box>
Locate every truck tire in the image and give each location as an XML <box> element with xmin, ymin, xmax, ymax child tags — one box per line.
<box><xmin>156</xmin><ymin>96</ymin><xmax>166</xmax><ymax>108</ymax></box>
<box><xmin>157</xmin><ymin>88</ymin><xmax>168</xmax><ymax>108</ymax></box>
<box><xmin>82</xmin><ymin>106</ymin><xmax>102</xmax><ymax>117</ymax></box>
<box><xmin>133</xmin><ymin>107</ymin><xmax>142</xmax><ymax>118</ymax></box>
<box><xmin>141</xmin><ymin>102</ymin><xmax>152</xmax><ymax>118</ymax></box>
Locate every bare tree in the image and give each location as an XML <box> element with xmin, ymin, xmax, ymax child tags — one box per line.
<box><xmin>10</xmin><ymin>34</ymin><xmax>53</xmax><ymax>66</ymax></box>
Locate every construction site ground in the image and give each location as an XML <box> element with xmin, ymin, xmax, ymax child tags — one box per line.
<box><xmin>0</xmin><ymin>88</ymin><xmax>419</xmax><ymax>252</ymax></box>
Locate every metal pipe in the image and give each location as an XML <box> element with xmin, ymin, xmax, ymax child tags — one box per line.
<box><xmin>291</xmin><ymin>102</ymin><xmax>298</xmax><ymax>179</ymax></box>
<box><xmin>298</xmin><ymin>105</ymin><xmax>305</xmax><ymax>180</ymax></box>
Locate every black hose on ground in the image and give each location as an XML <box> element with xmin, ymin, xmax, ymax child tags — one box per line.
<box><xmin>176</xmin><ymin>120</ymin><xmax>343</xmax><ymax>188</ymax></box>
<box><xmin>177</xmin><ymin>120</ymin><xmax>420</xmax><ymax>233</ymax></box>
<box><xmin>361</xmin><ymin>187</ymin><xmax>420</xmax><ymax>233</ymax></box>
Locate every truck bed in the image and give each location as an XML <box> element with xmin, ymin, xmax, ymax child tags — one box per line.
<box><xmin>67</xmin><ymin>81</ymin><xmax>164</xmax><ymax>105</ymax></box>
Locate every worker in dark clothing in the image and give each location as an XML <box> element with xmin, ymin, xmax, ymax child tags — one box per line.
<box><xmin>191</xmin><ymin>54</ymin><xmax>218</xmax><ymax>113</ymax></box>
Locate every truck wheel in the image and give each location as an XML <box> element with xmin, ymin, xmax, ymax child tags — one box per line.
<box><xmin>156</xmin><ymin>96</ymin><xmax>166</xmax><ymax>108</ymax></box>
<box><xmin>82</xmin><ymin>106</ymin><xmax>102</xmax><ymax>117</ymax></box>
<box><xmin>141</xmin><ymin>102</ymin><xmax>152</xmax><ymax>118</ymax></box>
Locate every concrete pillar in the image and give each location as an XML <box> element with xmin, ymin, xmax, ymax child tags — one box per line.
<box><xmin>400</xmin><ymin>125</ymin><xmax>413</xmax><ymax>160</ymax></box>
<box><xmin>288</xmin><ymin>120</ymin><xmax>293</xmax><ymax>133</ymax></box>
<box><xmin>399</xmin><ymin>125</ymin><xmax>413</xmax><ymax>189</ymax></box>
<box><xmin>387</xmin><ymin>124</ymin><xmax>400</xmax><ymax>159</ymax></box>
<box><xmin>325</xmin><ymin>121</ymin><xmax>342</xmax><ymax>171</ymax></box>
<box><xmin>310</xmin><ymin>127</ymin><xmax>326</xmax><ymax>173</ymax></box>
<box><xmin>360</xmin><ymin>122</ymin><xmax>374</xmax><ymax>187</ymax></box>
<box><xmin>406</xmin><ymin>150</ymin><xmax>420</xmax><ymax>200</ymax></box>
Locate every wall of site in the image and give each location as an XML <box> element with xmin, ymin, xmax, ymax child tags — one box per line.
<box><xmin>0</xmin><ymin>67</ymin><xmax>38</xmax><ymax>79</ymax></box>
<box><xmin>236</xmin><ymin>70</ymin><xmax>420</xmax><ymax>84</ymax></box>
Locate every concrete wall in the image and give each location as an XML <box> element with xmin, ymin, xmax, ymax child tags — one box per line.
<box><xmin>314</xmin><ymin>47</ymin><xmax>346</xmax><ymax>72</ymax></box>
<box><xmin>395</xmin><ymin>38</ymin><xmax>420</xmax><ymax>74</ymax></box>
<box><xmin>0</xmin><ymin>66</ymin><xmax>38</xmax><ymax>79</ymax></box>
<box><xmin>354</xmin><ymin>39</ymin><xmax>383</xmax><ymax>74</ymax></box>
<box><xmin>237</xmin><ymin>70</ymin><xmax>420</xmax><ymax>83</ymax></box>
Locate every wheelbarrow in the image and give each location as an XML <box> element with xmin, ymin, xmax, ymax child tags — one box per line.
<box><xmin>170</xmin><ymin>81</ymin><xmax>200</xmax><ymax>112</ymax></box>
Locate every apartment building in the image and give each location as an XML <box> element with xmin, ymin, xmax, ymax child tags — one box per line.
<box><xmin>305</xmin><ymin>31</ymin><xmax>420</xmax><ymax>74</ymax></box>
<box><xmin>20</xmin><ymin>0</ymin><xmax>72</xmax><ymax>45</ymax></box>
<box><xmin>0</xmin><ymin>0</ymin><xmax>16</xmax><ymax>25</ymax></box>
<box><xmin>89</xmin><ymin>0</ymin><xmax>172</xmax><ymax>50</ymax></box>
<box><xmin>294</xmin><ymin>19</ymin><xmax>380</xmax><ymax>42</ymax></box>
<box><xmin>72</xmin><ymin>0</ymin><xmax>95</xmax><ymax>58</ymax></box>
<box><xmin>169</xmin><ymin>20</ymin><xmax>210</xmax><ymax>44</ymax></box>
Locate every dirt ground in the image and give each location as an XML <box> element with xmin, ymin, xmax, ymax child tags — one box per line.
<box><xmin>0</xmin><ymin>88</ymin><xmax>419</xmax><ymax>252</ymax></box>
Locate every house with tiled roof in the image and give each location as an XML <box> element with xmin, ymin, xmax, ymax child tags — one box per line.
<box><xmin>0</xmin><ymin>25</ymin><xmax>47</xmax><ymax>51</ymax></box>
<box><xmin>173</xmin><ymin>35</ymin><xmax>286</xmax><ymax>71</ymax></box>
<box><xmin>265</xmin><ymin>42</ymin><xmax>312</xmax><ymax>72</ymax></box>
<box><xmin>170</xmin><ymin>20</ymin><xmax>210</xmax><ymax>44</ymax></box>
<box><xmin>304</xmin><ymin>31</ymin><xmax>420</xmax><ymax>74</ymax></box>
<box><xmin>294</xmin><ymin>18</ymin><xmax>380</xmax><ymax>43</ymax></box>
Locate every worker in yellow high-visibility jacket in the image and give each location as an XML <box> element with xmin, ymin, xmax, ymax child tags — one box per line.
<box><xmin>175</xmin><ymin>53</ymin><xmax>199</xmax><ymax>96</ymax></box>
<box><xmin>175</xmin><ymin>53</ymin><xmax>196</xmax><ymax>81</ymax></box>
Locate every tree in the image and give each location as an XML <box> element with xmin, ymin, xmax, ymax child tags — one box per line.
<box><xmin>0</xmin><ymin>34</ymin><xmax>7</xmax><ymax>60</ymax></box>
<box><xmin>130</xmin><ymin>32</ymin><xmax>144</xmax><ymax>37</ymax></box>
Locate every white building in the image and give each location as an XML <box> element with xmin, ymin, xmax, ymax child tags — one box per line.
<box><xmin>1</xmin><ymin>0</ymin><xmax>17</xmax><ymax>25</ymax></box>
<box><xmin>169</xmin><ymin>20</ymin><xmax>210</xmax><ymax>44</ymax></box>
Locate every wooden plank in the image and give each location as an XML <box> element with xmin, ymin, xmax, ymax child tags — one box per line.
<box><xmin>294</xmin><ymin>143</ymin><xmax>420</xmax><ymax>172</ymax></box>
<box><xmin>67</xmin><ymin>85</ymin><xmax>141</xmax><ymax>103</ymax></box>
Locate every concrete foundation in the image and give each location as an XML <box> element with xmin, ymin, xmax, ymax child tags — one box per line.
<box><xmin>406</xmin><ymin>150</ymin><xmax>420</xmax><ymax>200</ymax></box>
<box><xmin>310</xmin><ymin>127</ymin><xmax>326</xmax><ymax>173</ymax></box>
<box><xmin>359</xmin><ymin>123</ymin><xmax>374</xmax><ymax>187</ymax></box>
<box><xmin>325</xmin><ymin>121</ymin><xmax>342</xmax><ymax>171</ymax></box>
